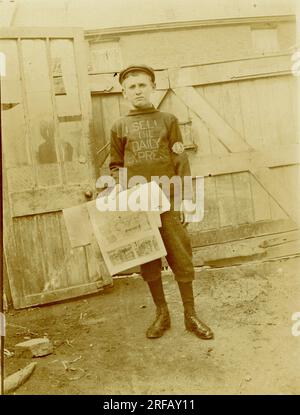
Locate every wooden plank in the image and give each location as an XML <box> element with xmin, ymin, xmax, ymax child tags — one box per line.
<box><xmin>3</xmin><ymin>162</ymin><xmax>27</xmax><ymax>309</ymax></box>
<box><xmin>190</xmin><ymin>145</ymin><xmax>300</xmax><ymax>177</ymax></box>
<box><xmin>45</xmin><ymin>39</ymin><xmax>68</xmax><ymax>186</ymax></box>
<box><xmin>10</xmin><ymin>184</ymin><xmax>93</xmax><ymax>217</ymax></box>
<box><xmin>21</xmin><ymin>39</ymin><xmax>51</xmax><ymax>92</ymax></box>
<box><xmin>251</xmin><ymin>166</ymin><xmax>300</xmax><ymax>224</ymax></box>
<box><xmin>288</xmin><ymin>76</ymin><xmax>298</xmax><ymax>144</ymax></box>
<box><xmin>219</xmin><ymin>82</ymin><xmax>244</xmax><ymax>136</ymax></box>
<box><xmin>58</xmin><ymin>212</ymin><xmax>90</xmax><ymax>288</ymax></box>
<box><xmin>36</xmin><ymin>214</ymin><xmax>69</xmax><ymax>292</ymax></box>
<box><xmin>3</xmin><ymin>256</ymin><xmax>13</xmax><ymax>308</ymax></box>
<box><xmin>200</xmin><ymin>84</ymin><xmax>227</xmax><ymax>155</ymax></box>
<box><xmin>50</xmin><ymin>39</ymin><xmax>81</xmax><ymax>117</ymax></box>
<box><xmin>101</xmin><ymin>94</ymin><xmax>121</xmax><ymax>143</ymax></box>
<box><xmin>283</xmin><ymin>165</ymin><xmax>300</xmax><ymax>195</ymax></box>
<box><xmin>73</xmin><ymin>30</ymin><xmax>95</xmax><ymax>180</ymax></box>
<box><xmin>189</xmin><ymin>218</ymin><xmax>298</xmax><ymax>248</ymax></box>
<box><xmin>238</xmin><ymin>79</ymin><xmax>263</xmax><ymax>149</ymax></box>
<box><xmin>192</xmin><ymin>229</ymin><xmax>300</xmax><ymax>266</ymax></box>
<box><xmin>85</xmin><ymin>237</ymin><xmax>112</xmax><ymax>286</ymax></box>
<box><xmin>250</xmin><ymin>174</ymin><xmax>271</xmax><ymax>222</ymax></box>
<box><xmin>232</xmin><ymin>172</ymin><xmax>254</xmax><ymax>224</ymax></box>
<box><xmin>16</xmin><ymin>38</ymin><xmax>38</xmax><ymax>187</ymax></box>
<box><xmin>84</xmin><ymin>16</ymin><xmax>295</xmax><ymax>39</ymax></box>
<box><xmin>268</xmin><ymin>167</ymin><xmax>288</xmax><ymax>221</ymax></box>
<box><xmin>2</xmin><ymin>104</ymin><xmax>31</xmax><ymax>170</ymax></box>
<box><xmin>256</xmin><ymin>77</ymin><xmax>281</xmax><ymax>147</ymax></box>
<box><xmin>274</xmin><ymin>76</ymin><xmax>296</xmax><ymax>145</ymax></box>
<box><xmin>1</xmin><ymin>79</ymin><xmax>21</xmax><ymax>104</ymax></box>
<box><xmin>195</xmin><ymin>85</ymin><xmax>224</xmax><ymax>233</ymax></box>
<box><xmin>99</xmin><ymin>94</ymin><xmax>121</xmax><ymax>173</ymax></box>
<box><xmin>63</xmin><ymin>203</ymin><xmax>94</xmax><ymax>247</ymax></box>
<box><xmin>13</xmin><ymin>216</ymin><xmax>48</xmax><ymax>295</ymax></box>
<box><xmin>251</xmin><ymin>27</ymin><xmax>279</xmax><ymax>55</ymax></box>
<box><xmin>201</xmin><ymin>83</ymin><xmax>238</xmax><ymax>228</ymax></box>
<box><xmin>89</xmin><ymin>69</ymin><xmax>169</xmax><ymax>93</ymax></box>
<box><xmin>187</xmin><ymin>177</ymin><xmax>219</xmax><ymax>234</ymax></box>
<box><xmin>220</xmin><ymin>82</ymin><xmax>254</xmax><ymax>224</ymax></box>
<box><xmin>6</xmin><ymin>166</ymin><xmax>34</xmax><ymax>193</ymax></box>
<box><xmin>193</xmin><ymin>239</ymin><xmax>266</xmax><ymax>266</ymax></box>
<box><xmin>88</xmin><ymin>40</ymin><xmax>122</xmax><ymax>74</ymax></box>
<box><xmin>168</xmin><ymin>54</ymin><xmax>292</xmax><ymax>88</ymax></box>
<box><xmin>281</xmin><ymin>165</ymin><xmax>300</xmax><ymax>222</ymax></box>
<box><xmin>91</xmin><ymin>96</ymin><xmax>107</xmax><ymax>175</ymax></box>
<box><xmin>0</xmin><ymin>40</ymin><xmax>22</xmax><ymax>103</ymax></box>
<box><xmin>57</xmin><ymin>121</ymin><xmax>90</xmax><ymax>184</ymax></box>
<box><xmin>118</xmin><ymin>94</ymin><xmax>130</xmax><ymax>116</ymax></box>
<box><xmin>259</xmin><ymin>230</ymin><xmax>300</xmax><ymax>248</ymax></box>
<box><xmin>215</xmin><ymin>76</ymin><xmax>295</xmax><ymax>224</ymax></box>
<box><xmin>33</xmin><ymin>213</ymin><xmax>68</xmax><ymax>294</ymax></box>
<box><xmin>159</xmin><ymin>89</ymin><xmax>190</xmax><ymax>122</ymax></box>
<box><xmin>264</xmin><ymin>240</ymin><xmax>300</xmax><ymax>260</ymax></box>
<box><xmin>0</xmin><ymin>27</ymin><xmax>80</xmax><ymax>39</ymax></box>
<box><xmin>24</xmin><ymin>282</ymin><xmax>104</xmax><ymax>307</ymax></box>
<box><xmin>215</xmin><ymin>174</ymin><xmax>237</xmax><ymax>227</ymax></box>
<box><xmin>186</xmin><ymin>102</ymin><xmax>212</xmax><ymax>156</ymax></box>
<box><xmin>151</xmin><ymin>89</ymin><xmax>168</xmax><ymax>109</ymax></box>
<box><xmin>261</xmin><ymin>92</ymin><xmax>286</xmax><ymax>222</ymax></box>
<box><xmin>173</xmin><ymin>86</ymin><xmax>252</xmax><ymax>152</ymax></box>
<box><xmin>238</xmin><ymin>78</ymin><xmax>271</xmax><ymax>221</ymax></box>
<box><xmin>85</xmin><ymin>240</ymin><xmax>104</xmax><ymax>284</ymax></box>
<box><xmin>21</xmin><ymin>39</ymin><xmax>62</xmax><ymax>188</ymax></box>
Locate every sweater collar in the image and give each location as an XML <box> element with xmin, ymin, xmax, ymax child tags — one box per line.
<box><xmin>127</xmin><ymin>104</ymin><xmax>158</xmax><ymax>116</ymax></box>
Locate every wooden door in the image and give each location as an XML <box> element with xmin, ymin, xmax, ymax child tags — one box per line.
<box><xmin>1</xmin><ymin>28</ymin><xmax>112</xmax><ymax>309</ymax></box>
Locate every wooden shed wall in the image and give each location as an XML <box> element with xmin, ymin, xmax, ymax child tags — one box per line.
<box><xmin>85</xmin><ymin>18</ymin><xmax>296</xmax><ymax>71</ymax></box>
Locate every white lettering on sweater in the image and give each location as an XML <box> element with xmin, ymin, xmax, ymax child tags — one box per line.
<box><xmin>129</xmin><ymin>119</ymin><xmax>162</xmax><ymax>161</ymax></box>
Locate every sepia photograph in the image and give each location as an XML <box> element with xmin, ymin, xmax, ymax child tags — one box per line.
<box><xmin>0</xmin><ymin>0</ymin><xmax>300</xmax><ymax>398</ymax></box>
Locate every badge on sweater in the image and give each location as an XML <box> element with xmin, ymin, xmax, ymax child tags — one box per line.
<box><xmin>172</xmin><ymin>142</ymin><xmax>185</xmax><ymax>155</ymax></box>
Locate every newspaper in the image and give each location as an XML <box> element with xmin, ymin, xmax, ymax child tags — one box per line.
<box><xmin>63</xmin><ymin>182</ymin><xmax>170</xmax><ymax>275</ymax></box>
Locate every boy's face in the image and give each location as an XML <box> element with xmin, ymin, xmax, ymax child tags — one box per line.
<box><xmin>122</xmin><ymin>72</ymin><xmax>155</xmax><ymax>109</ymax></box>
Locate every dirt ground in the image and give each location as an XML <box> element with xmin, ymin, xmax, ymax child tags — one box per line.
<box><xmin>4</xmin><ymin>256</ymin><xmax>300</xmax><ymax>395</ymax></box>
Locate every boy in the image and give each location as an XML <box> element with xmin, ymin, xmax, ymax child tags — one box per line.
<box><xmin>109</xmin><ymin>64</ymin><xmax>213</xmax><ymax>340</ymax></box>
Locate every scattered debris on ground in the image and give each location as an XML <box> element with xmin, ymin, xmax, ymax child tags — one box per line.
<box><xmin>4</xmin><ymin>256</ymin><xmax>300</xmax><ymax>394</ymax></box>
<box><xmin>14</xmin><ymin>338</ymin><xmax>54</xmax><ymax>358</ymax></box>
<box><xmin>4</xmin><ymin>362</ymin><xmax>37</xmax><ymax>394</ymax></box>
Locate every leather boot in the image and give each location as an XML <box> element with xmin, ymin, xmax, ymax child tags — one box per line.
<box><xmin>184</xmin><ymin>311</ymin><xmax>214</xmax><ymax>340</ymax></box>
<box><xmin>146</xmin><ymin>305</ymin><xmax>171</xmax><ymax>339</ymax></box>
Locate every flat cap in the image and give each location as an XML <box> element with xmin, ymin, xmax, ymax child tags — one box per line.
<box><xmin>118</xmin><ymin>64</ymin><xmax>155</xmax><ymax>84</ymax></box>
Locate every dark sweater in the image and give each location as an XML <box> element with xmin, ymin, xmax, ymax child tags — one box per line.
<box><xmin>109</xmin><ymin>105</ymin><xmax>192</xmax><ymax>199</ymax></box>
